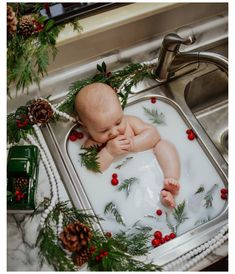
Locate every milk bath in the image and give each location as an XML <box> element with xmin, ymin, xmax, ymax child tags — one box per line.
<box><xmin>67</xmin><ymin>97</ymin><xmax>226</xmax><ymax>240</ymax></box>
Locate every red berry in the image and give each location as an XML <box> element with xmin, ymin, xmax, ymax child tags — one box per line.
<box><xmin>105</xmin><ymin>232</ymin><xmax>112</xmax><ymax>238</ymax></box>
<box><xmin>156</xmin><ymin>209</ymin><xmax>162</xmax><ymax>216</ymax></box>
<box><xmin>111</xmin><ymin>178</ymin><xmax>119</xmax><ymax>186</ymax></box>
<box><xmin>188</xmin><ymin>133</ymin><xmax>195</xmax><ymax>140</ymax></box>
<box><xmin>161</xmin><ymin>238</ymin><xmax>166</xmax><ymax>244</ymax></box>
<box><xmin>69</xmin><ymin>134</ymin><xmax>77</xmax><ymax>141</ymax></box>
<box><xmin>220</xmin><ymin>188</ymin><xmax>228</xmax><ymax>195</ymax></box>
<box><xmin>164</xmin><ymin>235</ymin><xmax>170</xmax><ymax>241</ymax></box>
<box><xmin>186</xmin><ymin>129</ymin><xmax>192</xmax><ymax>134</ymax></box>
<box><xmin>221</xmin><ymin>193</ymin><xmax>228</xmax><ymax>200</ymax></box>
<box><xmin>169</xmin><ymin>232</ymin><xmax>176</xmax><ymax>239</ymax></box>
<box><xmin>90</xmin><ymin>246</ymin><xmax>96</xmax><ymax>253</ymax></box>
<box><xmin>95</xmin><ymin>255</ymin><xmax>101</xmax><ymax>261</ymax></box>
<box><xmin>103</xmin><ymin>251</ymin><xmax>109</xmax><ymax>257</ymax></box>
<box><xmin>152</xmin><ymin>238</ymin><xmax>161</xmax><ymax>247</ymax></box>
<box><xmin>151</xmin><ymin>97</ymin><xmax>157</xmax><ymax>104</ymax></box>
<box><xmin>112</xmin><ymin>173</ymin><xmax>118</xmax><ymax>179</ymax></box>
<box><xmin>77</xmin><ymin>132</ymin><xmax>84</xmax><ymax>139</ymax></box>
<box><xmin>154</xmin><ymin>231</ymin><xmax>162</xmax><ymax>239</ymax></box>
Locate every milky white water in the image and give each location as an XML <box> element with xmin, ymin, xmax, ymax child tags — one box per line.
<box><xmin>67</xmin><ymin>98</ymin><xmax>227</xmax><ymax>240</ymax></box>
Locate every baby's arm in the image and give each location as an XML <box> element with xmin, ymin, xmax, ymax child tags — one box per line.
<box><xmin>83</xmin><ymin>136</ymin><xmax>130</xmax><ymax>171</ymax></box>
<box><xmin>126</xmin><ymin>115</ymin><xmax>161</xmax><ymax>152</ymax></box>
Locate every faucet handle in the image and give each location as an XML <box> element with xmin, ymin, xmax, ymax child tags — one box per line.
<box><xmin>163</xmin><ymin>33</ymin><xmax>195</xmax><ymax>52</ymax></box>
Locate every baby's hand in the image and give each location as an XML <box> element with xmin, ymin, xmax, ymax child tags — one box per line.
<box><xmin>106</xmin><ymin>135</ymin><xmax>131</xmax><ymax>157</ymax></box>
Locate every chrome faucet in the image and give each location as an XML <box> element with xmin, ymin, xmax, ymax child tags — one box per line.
<box><xmin>155</xmin><ymin>33</ymin><xmax>228</xmax><ymax>82</ymax></box>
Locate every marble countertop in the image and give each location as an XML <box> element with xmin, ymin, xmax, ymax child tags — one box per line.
<box><xmin>7</xmin><ymin>148</ymin><xmax>228</xmax><ymax>271</ymax></box>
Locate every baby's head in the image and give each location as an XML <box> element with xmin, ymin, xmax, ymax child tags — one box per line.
<box><xmin>75</xmin><ymin>83</ymin><xmax>127</xmax><ymax>143</ymax></box>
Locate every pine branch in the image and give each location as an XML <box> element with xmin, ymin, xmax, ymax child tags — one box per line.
<box><xmin>36</xmin><ymin>226</ymin><xmax>76</xmax><ymax>271</ymax></box>
<box><xmin>115</xmin><ymin>156</ymin><xmax>133</xmax><ymax>169</ymax></box>
<box><xmin>79</xmin><ymin>145</ymin><xmax>101</xmax><ymax>173</ymax></box>
<box><xmin>204</xmin><ymin>184</ymin><xmax>218</xmax><ymax>208</ymax></box>
<box><xmin>117</xmin><ymin>177</ymin><xmax>139</xmax><ymax>197</ymax></box>
<box><xmin>104</xmin><ymin>202</ymin><xmax>125</xmax><ymax>226</ymax></box>
<box><xmin>173</xmin><ymin>200</ymin><xmax>188</xmax><ymax>224</ymax></box>
<box><xmin>143</xmin><ymin>107</ymin><xmax>166</xmax><ymax>124</ymax></box>
<box><xmin>195</xmin><ymin>185</ymin><xmax>205</xmax><ymax>194</ymax></box>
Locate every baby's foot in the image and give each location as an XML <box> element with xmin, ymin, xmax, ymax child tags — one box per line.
<box><xmin>161</xmin><ymin>189</ymin><xmax>175</xmax><ymax>208</ymax></box>
<box><xmin>163</xmin><ymin>178</ymin><xmax>180</xmax><ymax>195</ymax></box>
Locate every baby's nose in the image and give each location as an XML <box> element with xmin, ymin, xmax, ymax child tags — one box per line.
<box><xmin>109</xmin><ymin>127</ymin><xmax>119</xmax><ymax>138</ymax></box>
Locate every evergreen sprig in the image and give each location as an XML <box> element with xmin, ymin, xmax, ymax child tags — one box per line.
<box><xmin>7</xmin><ymin>4</ymin><xmax>82</xmax><ymax>94</ymax></box>
<box><xmin>79</xmin><ymin>145</ymin><xmax>101</xmax><ymax>173</ymax></box>
<box><xmin>166</xmin><ymin>200</ymin><xmax>188</xmax><ymax>235</ymax></box>
<box><xmin>117</xmin><ymin>177</ymin><xmax>139</xmax><ymax>197</ymax></box>
<box><xmin>115</xmin><ymin>156</ymin><xmax>133</xmax><ymax>169</ymax></box>
<box><xmin>89</xmin><ymin>230</ymin><xmax>161</xmax><ymax>271</ymax></box>
<box><xmin>57</xmin><ymin>61</ymin><xmax>155</xmax><ymax>115</ymax></box>
<box><xmin>143</xmin><ymin>106</ymin><xmax>166</xmax><ymax>124</ymax></box>
<box><xmin>104</xmin><ymin>202</ymin><xmax>125</xmax><ymax>226</ymax></box>
<box><xmin>204</xmin><ymin>184</ymin><xmax>218</xmax><ymax>208</ymax></box>
<box><xmin>195</xmin><ymin>185</ymin><xmax>205</xmax><ymax>194</ymax></box>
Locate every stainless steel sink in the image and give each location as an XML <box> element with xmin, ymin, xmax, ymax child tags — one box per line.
<box><xmin>184</xmin><ymin>69</ymin><xmax>228</xmax><ymax>160</ymax></box>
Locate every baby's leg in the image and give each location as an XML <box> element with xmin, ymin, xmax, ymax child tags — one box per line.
<box><xmin>154</xmin><ymin>139</ymin><xmax>180</xmax><ymax>206</ymax></box>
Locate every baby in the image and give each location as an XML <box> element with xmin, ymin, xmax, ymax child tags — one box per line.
<box><xmin>75</xmin><ymin>83</ymin><xmax>180</xmax><ymax>208</ymax></box>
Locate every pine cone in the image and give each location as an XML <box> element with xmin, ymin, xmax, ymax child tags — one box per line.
<box><xmin>14</xmin><ymin>177</ymin><xmax>29</xmax><ymax>190</ymax></box>
<box><xmin>7</xmin><ymin>5</ymin><xmax>18</xmax><ymax>35</ymax></box>
<box><xmin>18</xmin><ymin>15</ymin><xmax>34</xmax><ymax>37</ymax></box>
<box><xmin>73</xmin><ymin>249</ymin><xmax>91</xmax><ymax>266</ymax></box>
<box><xmin>29</xmin><ymin>98</ymin><xmax>54</xmax><ymax>125</ymax></box>
<box><xmin>59</xmin><ymin>221</ymin><xmax>93</xmax><ymax>253</ymax></box>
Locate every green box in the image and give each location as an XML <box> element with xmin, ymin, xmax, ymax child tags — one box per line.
<box><xmin>7</xmin><ymin>145</ymin><xmax>40</xmax><ymax>211</ymax></box>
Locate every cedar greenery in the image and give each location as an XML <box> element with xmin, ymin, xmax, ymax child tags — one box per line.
<box><xmin>204</xmin><ymin>184</ymin><xmax>218</xmax><ymax>208</ymax></box>
<box><xmin>57</xmin><ymin>62</ymin><xmax>155</xmax><ymax>115</ymax></box>
<box><xmin>7</xmin><ymin>3</ymin><xmax>82</xmax><ymax>95</ymax></box>
<box><xmin>34</xmin><ymin>200</ymin><xmax>161</xmax><ymax>271</ymax></box>
<box><xmin>117</xmin><ymin>177</ymin><xmax>139</xmax><ymax>197</ymax></box>
<box><xmin>115</xmin><ymin>156</ymin><xmax>133</xmax><ymax>169</ymax></box>
<box><xmin>165</xmin><ymin>200</ymin><xmax>188</xmax><ymax>235</ymax></box>
<box><xmin>143</xmin><ymin>106</ymin><xmax>166</xmax><ymax>124</ymax></box>
<box><xmin>195</xmin><ymin>185</ymin><xmax>205</xmax><ymax>194</ymax></box>
<box><xmin>79</xmin><ymin>145</ymin><xmax>101</xmax><ymax>173</ymax></box>
<box><xmin>104</xmin><ymin>201</ymin><xmax>125</xmax><ymax>226</ymax></box>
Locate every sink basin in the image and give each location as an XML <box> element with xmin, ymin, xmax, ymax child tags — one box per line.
<box><xmin>184</xmin><ymin>69</ymin><xmax>228</xmax><ymax>160</ymax></box>
<box><xmin>41</xmin><ymin>61</ymin><xmax>228</xmax><ymax>268</ymax></box>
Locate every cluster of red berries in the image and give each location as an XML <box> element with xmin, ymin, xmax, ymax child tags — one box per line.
<box><xmin>33</xmin><ymin>20</ymin><xmax>44</xmax><ymax>33</ymax></box>
<box><xmin>95</xmin><ymin>249</ymin><xmax>109</xmax><ymax>262</ymax></box>
<box><xmin>16</xmin><ymin>114</ymin><xmax>30</xmax><ymax>129</ymax></box>
<box><xmin>15</xmin><ymin>190</ymin><xmax>26</xmax><ymax>202</ymax></box>
<box><xmin>186</xmin><ymin>129</ymin><xmax>197</xmax><ymax>141</ymax></box>
<box><xmin>151</xmin><ymin>97</ymin><xmax>157</xmax><ymax>104</ymax></box>
<box><xmin>151</xmin><ymin>230</ymin><xmax>176</xmax><ymax>248</ymax></box>
<box><xmin>111</xmin><ymin>173</ymin><xmax>119</xmax><ymax>186</ymax></box>
<box><xmin>68</xmin><ymin>130</ymin><xmax>84</xmax><ymax>141</ymax></box>
<box><xmin>220</xmin><ymin>188</ymin><xmax>228</xmax><ymax>200</ymax></box>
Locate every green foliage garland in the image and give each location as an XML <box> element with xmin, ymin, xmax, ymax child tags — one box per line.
<box><xmin>58</xmin><ymin>61</ymin><xmax>155</xmax><ymax>114</ymax></box>
<box><xmin>34</xmin><ymin>201</ymin><xmax>161</xmax><ymax>271</ymax></box>
<box><xmin>7</xmin><ymin>4</ymin><xmax>82</xmax><ymax>95</ymax></box>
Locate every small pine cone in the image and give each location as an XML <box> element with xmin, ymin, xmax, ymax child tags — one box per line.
<box><xmin>59</xmin><ymin>221</ymin><xmax>93</xmax><ymax>253</ymax></box>
<box><xmin>73</xmin><ymin>249</ymin><xmax>91</xmax><ymax>266</ymax></box>
<box><xmin>29</xmin><ymin>98</ymin><xmax>54</xmax><ymax>125</ymax></box>
<box><xmin>18</xmin><ymin>15</ymin><xmax>34</xmax><ymax>37</ymax></box>
<box><xmin>7</xmin><ymin>5</ymin><xmax>18</xmax><ymax>35</ymax></box>
<box><xmin>14</xmin><ymin>177</ymin><xmax>29</xmax><ymax>190</ymax></box>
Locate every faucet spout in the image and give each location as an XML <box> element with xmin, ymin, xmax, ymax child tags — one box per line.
<box><xmin>154</xmin><ymin>33</ymin><xmax>228</xmax><ymax>82</ymax></box>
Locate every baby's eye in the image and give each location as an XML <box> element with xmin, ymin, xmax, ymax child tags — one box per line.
<box><xmin>100</xmin><ymin>129</ymin><xmax>108</xmax><ymax>133</ymax></box>
<box><xmin>116</xmin><ymin>120</ymin><xmax>121</xmax><ymax>126</ymax></box>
